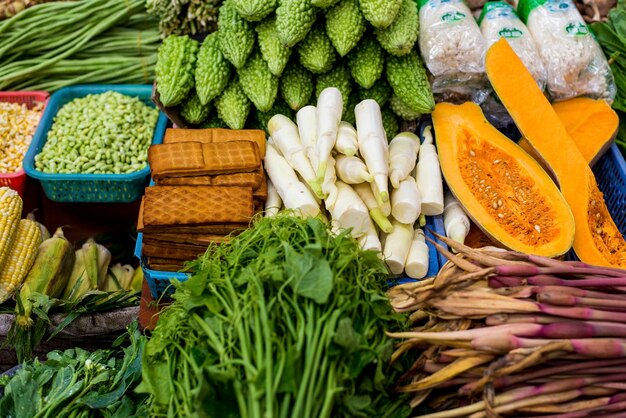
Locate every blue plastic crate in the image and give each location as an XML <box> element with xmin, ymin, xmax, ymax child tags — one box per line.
<box><xmin>134</xmin><ymin>232</ymin><xmax>190</xmax><ymax>298</ymax></box>
<box><xmin>565</xmin><ymin>144</ymin><xmax>626</xmax><ymax>261</ymax></box>
<box><xmin>23</xmin><ymin>85</ymin><xmax>168</xmax><ymax>203</ymax></box>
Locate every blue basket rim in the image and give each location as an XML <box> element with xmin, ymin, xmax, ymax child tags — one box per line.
<box><xmin>23</xmin><ymin>84</ymin><xmax>164</xmax><ymax>182</ymax></box>
<box><xmin>134</xmin><ymin>232</ymin><xmax>191</xmax><ymax>279</ymax></box>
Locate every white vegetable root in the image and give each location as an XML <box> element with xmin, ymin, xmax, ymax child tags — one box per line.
<box><xmin>355</xmin><ymin>99</ymin><xmax>389</xmax><ymax>204</ymax></box>
<box><xmin>297</xmin><ymin>105</ymin><xmax>318</xmax><ymax>166</ymax></box>
<box><xmin>264</xmin><ymin>178</ymin><xmax>282</xmax><ymax>217</ymax></box>
<box><xmin>268</xmin><ymin>114</ymin><xmax>323</xmax><ymax>198</ymax></box>
<box><xmin>416</xmin><ymin>126</ymin><xmax>444</xmax><ymax>215</ymax></box>
<box><xmin>358</xmin><ymin>219</ymin><xmax>382</xmax><ymax>252</ymax></box>
<box><xmin>389</xmin><ymin>132</ymin><xmax>420</xmax><ymax>188</ymax></box>
<box><xmin>322</xmin><ymin>155</ymin><xmax>339</xmax><ymax>210</ymax></box>
<box><xmin>391</xmin><ymin>176</ymin><xmax>421</xmax><ymax>225</ymax></box>
<box><xmin>263</xmin><ymin>143</ymin><xmax>321</xmax><ymax>218</ymax></box>
<box><xmin>316</xmin><ymin>88</ymin><xmax>343</xmax><ymax>184</ymax></box>
<box><xmin>383</xmin><ymin>220</ymin><xmax>414</xmax><ymax>275</ymax></box>
<box><xmin>405</xmin><ymin>228</ymin><xmax>429</xmax><ymax>279</ymax></box>
<box><xmin>334</xmin><ymin>121</ymin><xmax>359</xmax><ymax>157</ymax></box>
<box><xmin>335</xmin><ymin>155</ymin><xmax>373</xmax><ymax>184</ymax></box>
<box><xmin>327</xmin><ymin>181</ymin><xmax>371</xmax><ymax>237</ymax></box>
<box><xmin>353</xmin><ymin>182</ymin><xmax>393</xmax><ymax>233</ymax></box>
<box><xmin>443</xmin><ymin>190</ymin><xmax>471</xmax><ymax>248</ymax></box>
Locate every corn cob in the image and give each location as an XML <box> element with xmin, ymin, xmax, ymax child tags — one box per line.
<box><xmin>16</xmin><ymin>227</ymin><xmax>74</xmax><ymax>328</ymax></box>
<box><xmin>0</xmin><ymin>218</ymin><xmax>42</xmax><ymax>303</ymax></box>
<box><xmin>0</xmin><ymin>187</ymin><xmax>23</xmax><ymax>269</ymax></box>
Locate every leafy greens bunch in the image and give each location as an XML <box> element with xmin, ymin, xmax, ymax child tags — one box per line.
<box><xmin>139</xmin><ymin>215</ymin><xmax>411</xmax><ymax>418</ymax></box>
<box><xmin>0</xmin><ymin>322</ymin><xmax>148</xmax><ymax>418</ymax></box>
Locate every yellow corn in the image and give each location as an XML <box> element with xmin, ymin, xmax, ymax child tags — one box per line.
<box><xmin>0</xmin><ymin>218</ymin><xmax>42</xmax><ymax>303</ymax></box>
<box><xmin>0</xmin><ymin>187</ymin><xmax>22</xmax><ymax>267</ymax></box>
<box><xmin>0</xmin><ymin>102</ymin><xmax>43</xmax><ymax>173</ymax></box>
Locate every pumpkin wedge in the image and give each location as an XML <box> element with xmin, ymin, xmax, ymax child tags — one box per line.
<box><xmin>519</xmin><ymin>97</ymin><xmax>619</xmax><ymax>166</ymax></box>
<box><xmin>486</xmin><ymin>38</ymin><xmax>626</xmax><ymax>268</ymax></box>
<box><xmin>432</xmin><ymin>102</ymin><xmax>575</xmax><ymax>257</ymax></box>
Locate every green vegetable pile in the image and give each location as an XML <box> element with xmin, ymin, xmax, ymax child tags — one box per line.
<box><xmin>155</xmin><ymin>0</ymin><xmax>435</xmax><ymax>138</ymax></box>
<box><xmin>34</xmin><ymin>92</ymin><xmax>159</xmax><ymax>175</ymax></box>
<box><xmin>146</xmin><ymin>0</ymin><xmax>222</xmax><ymax>36</ymax></box>
<box><xmin>0</xmin><ymin>0</ymin><xmax>160</xmax><ymax>91</ymax></box>
<box><xmin>139</xmin><ymin>215</ymin><xmax>411</xmax><ymax>418</ymax></box>
<box><xmin>593</xmin><ymin>1</ymin><xmax>626</xmax><ymax>156</ymax></box>
<box><xmin>0</xmin><ymin>322</ymin><xmax>148</xmax><ymax>418</ymax></box>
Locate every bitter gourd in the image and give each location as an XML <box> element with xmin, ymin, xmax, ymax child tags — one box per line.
<box><xmin>180</xmin><ymin>90</ymin><xmax>212</xmax><ymax>125</ymax></box>
<box><xmin>386</xmin><ymin>51</ymin><xmax>435</xmax><ymax>114</ymax></box>
<box><xmin>155</xmin><ymin>35</ymin><xmax>199</xmax><ymax>107</ymax></box>
<box><xmin>348</xmin><ymin>36</ymin><xmax>384</xmax><ymax>88</ymax></box>
<box><xmin>215</xmin><ymin>77</ymin><xmax>251</xmax><ymax>129</ymax></box>
<box><xmin>255</xmin><ymin>100</ymin><xmax>294</xmax><ymax>133</ymax></box>
<box><xmin>238</xmin><ymin>51</ymin><xmax>279</xmax><ymax>112</ymax></box>
<box><xmin>297</xmin><ymin>25</ymin><xmax>336</xmax><ymax>74</ymax></box>
<box><xmin>358</xmin><ymin>0</ymin><xmax>401</xmax><ymax>29</ymax></box>
<box><xmin>232</xmin><ymin>0</ymin><xmax>277</xmax><ymax>21</ymax></box>
<box><xmin>382</xmin><ymin>108</ymin><xmax>399</xmax><ymax>139</ymax></box>
<box><xmin>256</xmin><ymin>16</ymin><xmax>292</xmax><ymax>76</ymax></box>
<box><xmin>280</xmin><ymin>62</ymin><xmax>314</xmax><ymax>111</ymax></box>
<box><xmin>195</xmin><ymin>33</ymin><xmax>231</xmax><ymax>105</ymax></box>
<box><xmin>390</xmin><ymin>95</ymin><xmax>421</xmax><ymax>121</ymax></box>
<box><xmin>218</xmin><ymin>0</ymin><xmax>255</xmax><ymax>69</ymax></box>
<box><xmin>375</xmin><ymin>0</ymin><xmax>418</xmax><ymax>56</ymax></box>
<box><xmin>358</xmin><ymin>77</ymin><xmax>392</xmax><ymax>107</ymax></box>
<box><xmin>326</xmin><ymin>0</ymin><xmax>366</xmax><ymax>57</ymax></box>
<box><xmin>275</xmin><ymin>0</ymin><xmax>317</xmax><ymax>47</ymax></box>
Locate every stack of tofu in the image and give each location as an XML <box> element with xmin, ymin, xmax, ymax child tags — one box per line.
<box><xmin>137</xmin><ymin>128</ymin><xmax>267</xmax><ymax>271</ymax></box>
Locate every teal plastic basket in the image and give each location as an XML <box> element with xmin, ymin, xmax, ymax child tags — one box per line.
<box><xmin>23</xmin><ymin>85</ymin><xmax>167</xmax><ymax>203</ymax></box>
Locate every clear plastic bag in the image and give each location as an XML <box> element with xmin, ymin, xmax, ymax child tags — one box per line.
<box><xmin>418</xmin><ymin>0</ymin><xmax>487</xmax><ymax>77</ymax></box>
<box><xmin>479</xmin><ymin>1</ymin><xmax>547</xmax><ymax>90</ymax></box>
<box><xmin>519</xmin><ymin>0</ymin><xmax>616</xmax><ymax>101</ymax></box>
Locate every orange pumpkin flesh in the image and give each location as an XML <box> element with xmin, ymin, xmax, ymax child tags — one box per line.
<box><xmin>486</xmin><ymin>38</ymin><xmax>626</xmax><ymax>268</ymax></box>
<box><xmin>433</xmin><ymin>101</ymin><xmax>575</xmax><ymax>257</ymax></box>
<box><xmin>519</xmin><ymin>98</ymin><xmax>618</xmax><ymax>167</ymax></box>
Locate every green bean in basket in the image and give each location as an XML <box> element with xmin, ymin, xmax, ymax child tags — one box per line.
<box><xmin>34</xmin><ymin>92</ymin><xmax>159</xmax><ymax>175</ymax></box>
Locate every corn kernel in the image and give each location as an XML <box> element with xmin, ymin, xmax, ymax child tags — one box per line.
<box><xmin>0</xmin><ymin>102</ymin><xmax>43</xmax><ymax>173</ymax></box>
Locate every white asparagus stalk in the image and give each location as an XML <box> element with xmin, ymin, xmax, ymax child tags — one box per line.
<box><xmin>334</xmin><ymin>121</ymin><xmax>359</xmax><ymax>157</ymax></box>
<box><xmin>268</xmin><ymin>114</ymin><xmax>323</xmax><ymax>198</ymax></box>
<box><xmin>391</xmin><ymin>176</ymin><xmax>421</xmax><ymax>225</ymax></box>
<box><xmin>405</xmin><ymin>228</ymin><xmax>429</xmax><ymax>279</ymax></box>
<box><xmin>443</xmin><ymin>190</ymin><xmax>471</xmax><ymax>248</ymax></box>
<box><xmin>416</xmin><ymin>126</ymin><xmax>444</xmax><ymax>215</ymax></box>
<box><xmin>383</xmin><ymin>219</ymin><xmax>414</xmax><ymax>275</ymax></box>
<box><xmin>353</xmin><ymin>182</ymin><xmax>393</xmax><ymax>233</ymax></box>
<box><xmin>327</xmin><ymin>181</ymin><xmax>370</xmax><ymax>237</ymax></box>
<box><xmin>264</xmin><ymin>143</ymin><xmax>320</xmax><ymax>218</ymax></box>
<box><xmin>264</xmin><ymin>178</ymin><xmax>282</xmax><ymax>217</ymax></box>
<box><xmin>315</xmin><ymin>88</ymin><xmax>343</xmax><ymax>183</ymax></box>
<box><xmin>355</xmin><ymin>99</ymin><xmax>389</xmax><ymax>204</ymax></box>
<box><xmin>335</xmin><ymin>155</ymin><xmax>373</xmax><ymax>184</ymax></box>
<box><xmin>358</xmin><ymin>219</ymin><xmax>382</xmax><ymax>252</ymax></box>
<box><xmin>322</xmin><ymin>155</ymin><xmax>339</xmax><ymax>209</ymax></box>
<box><xmin>297</xmin><ymin>105</ymin><xmax>318</xmax><ymax>166</ymax></box>
<box><xmin>389</xmin><ymin>132</ymin><xmax>420</xmax><ymax>188</ymax></box>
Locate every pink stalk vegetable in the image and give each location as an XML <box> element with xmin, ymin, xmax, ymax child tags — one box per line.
<box><xmin>494</xmin><ymin>265</ymin><xmax>626</xmax><ymax>278</ymax></box>
<box><xmin>459</xmin><ymin>359</ymin><xmax>626</xmax><ymax>395</ymax></box>
<box><xmin>472</xmin><ymin>335</ymin><xmax>626</xmax><ymax>357</ymax></box>
<box><xmin>490</xmin><ymin>275</ymin><xmax>626</xmax><ymax>288</ymax></box>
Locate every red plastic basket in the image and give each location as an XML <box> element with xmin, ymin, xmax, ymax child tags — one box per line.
<box><xmin>0</xmin><ymin>91</ymin><xmax>49</xmax><ymax>197</ymax></box>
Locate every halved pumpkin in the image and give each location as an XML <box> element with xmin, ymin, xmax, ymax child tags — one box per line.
<box><xmin>432</xmin><ymin>102</ymin><xmax>575</xmax><ymax>257</ymax></box>
<box><xmin>519</xmin><ymin>98</ymin><xmax>618</xmax><ymax>167</ymax></box>
<box><xmin>486</xmin><ymin>38</ymin><xmax>626</xmax><ymax>268</ymax></box>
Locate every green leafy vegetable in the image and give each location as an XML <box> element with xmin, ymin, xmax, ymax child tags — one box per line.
<box><xmin>140</xmin><ymin>215</ymin><xmax>411</xmax><ymax>418</ymax></box>
<box><xmin>0</xmin><ymin>322</ymin><xmax>148</xmax><ymax>417</ymax></box>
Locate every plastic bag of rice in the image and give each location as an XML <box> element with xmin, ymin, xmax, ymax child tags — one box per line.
<box><xmin>479</xmin><ymin>1</ymin><xmax>547</xmax><ymax>90</ymax></box>
<box><xmin>418</xmin><ymin>0</ymin><xmax>488</xmax><ymax>100</ymax></box>
<box><xmin>519</xmin><ymin>0</ymin><xmax>616</xmax><ymax>101</ymax></box>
